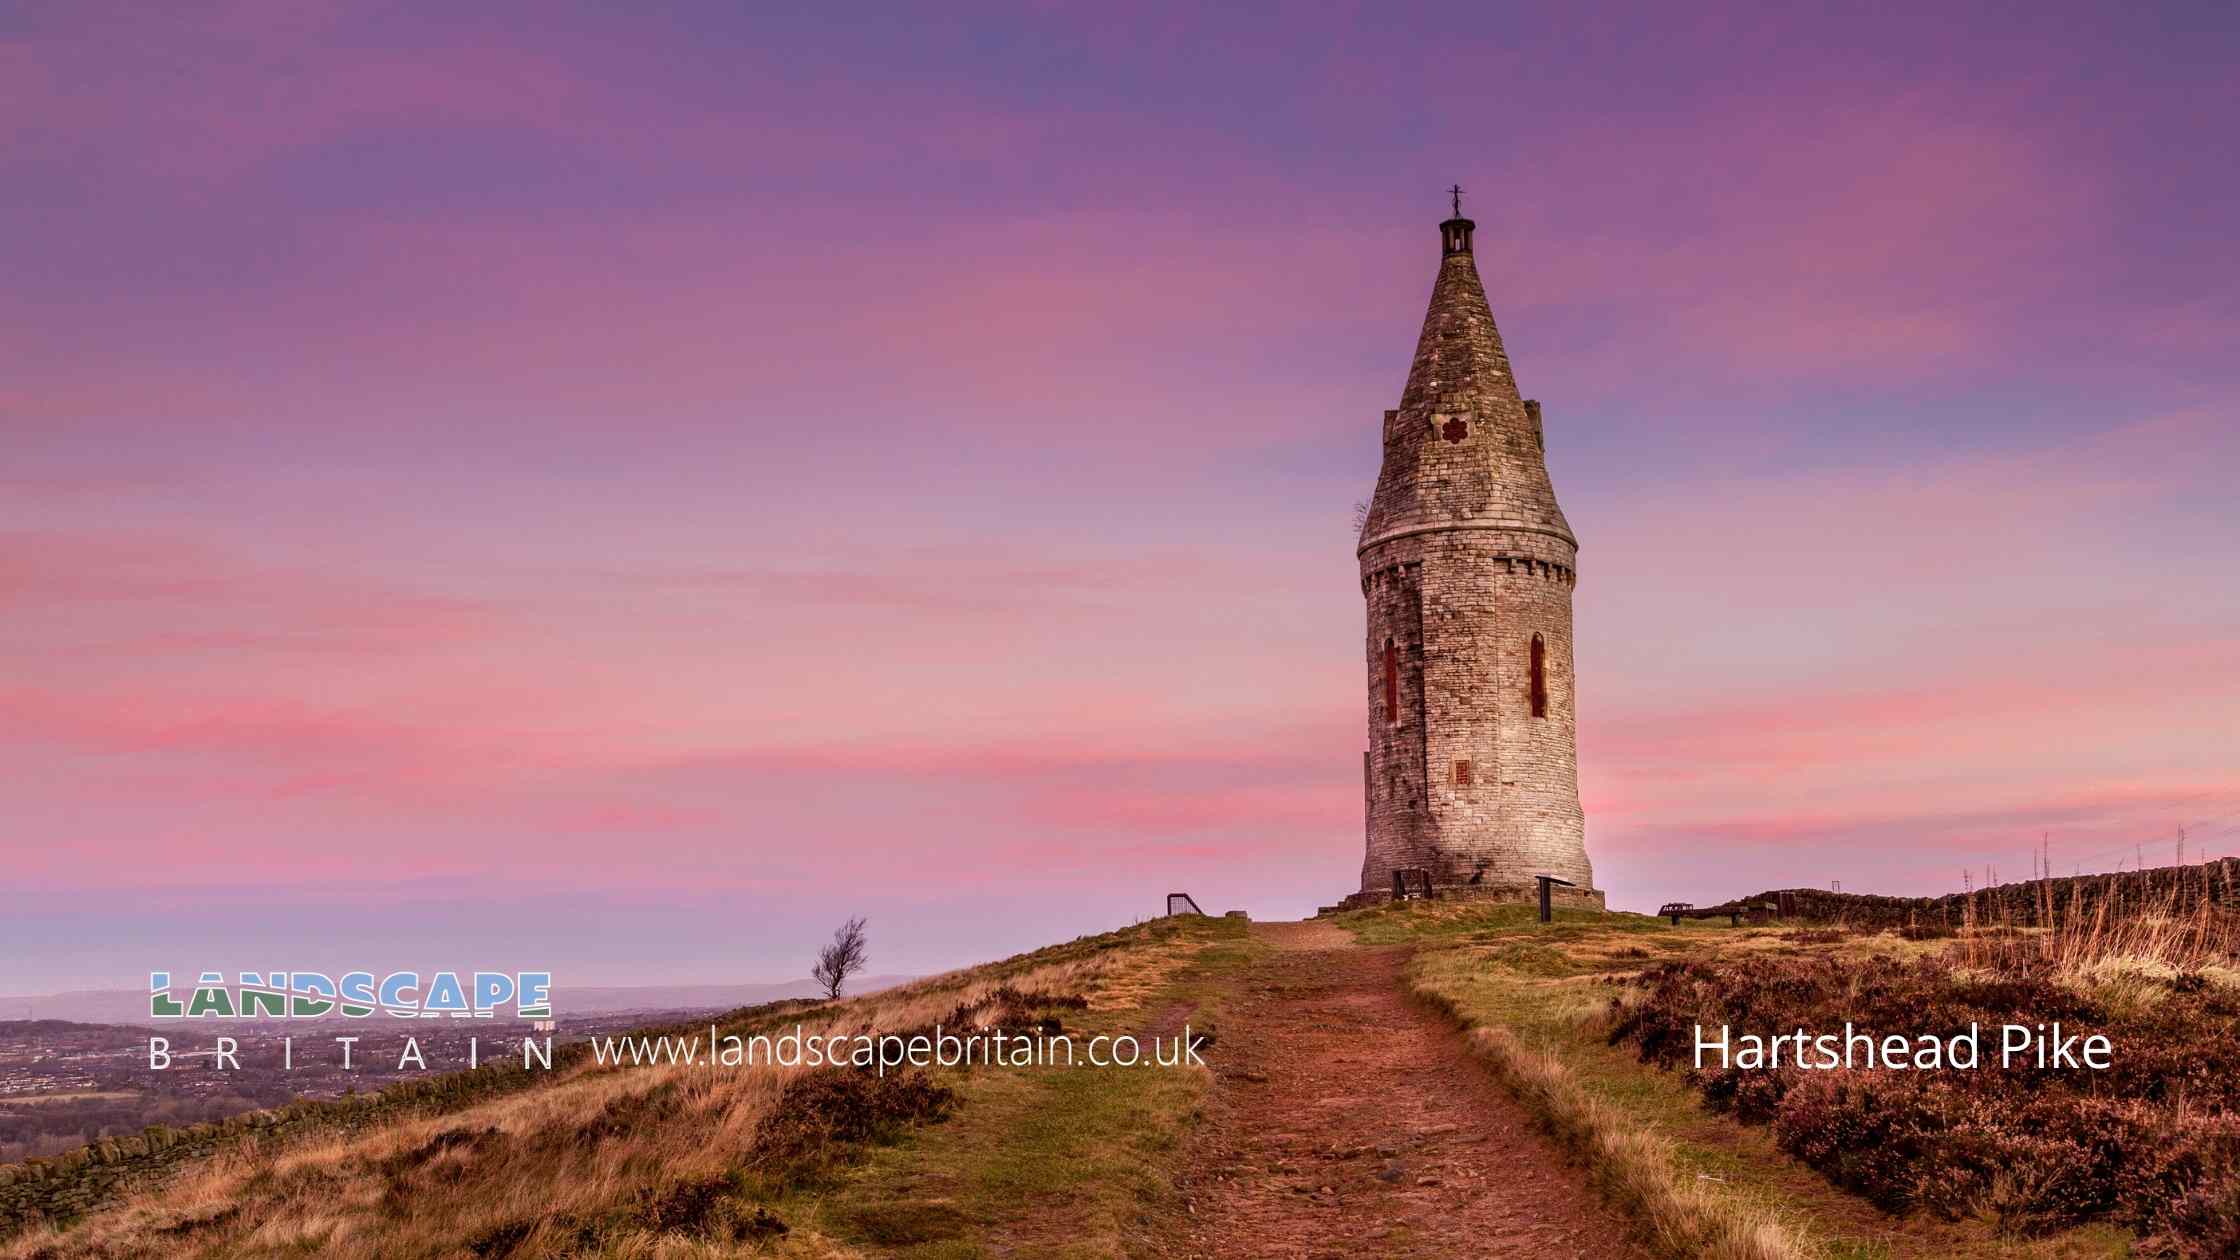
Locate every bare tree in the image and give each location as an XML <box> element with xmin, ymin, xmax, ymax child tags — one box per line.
<box><xmin>811</xmin><ymin>916</ymin><xmax>869</xmax><ymax>1000</ymax></box>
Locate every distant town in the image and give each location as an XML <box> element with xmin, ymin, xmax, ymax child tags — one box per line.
<box><xmin>1</xmin><ymin>1007</ymin><xmax>755</xmax><ymax>1162</ymax></box>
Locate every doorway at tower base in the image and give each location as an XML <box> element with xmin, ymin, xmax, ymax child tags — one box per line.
<box><xmin>1321</xmin><ymin>880</ymin><xmax>1608</xmax><ymax>915</ymax></box>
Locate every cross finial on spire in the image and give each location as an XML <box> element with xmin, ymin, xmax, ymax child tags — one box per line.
<box><xmin>1449</xmin><ymin>184</ymin><xmax>1464</xmax><ymax>218</ymax></box>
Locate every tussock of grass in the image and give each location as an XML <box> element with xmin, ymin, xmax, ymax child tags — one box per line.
<box><xmin>1477</xmin><ymin>1026</ymin><xmax>1810</xmax><ymax>1260</ymax></box>
<box><xmin>1948</xmin><ymin>877</ymin><xmax>2240</xmax><ymax>979</ymax></box>
<box><xmin>1408</xmin><ymin>981</ymin><xmax>1813</xmax><ymax>1260</ymax></box>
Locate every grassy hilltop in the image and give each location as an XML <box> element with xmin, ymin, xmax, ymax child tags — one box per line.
<box><xmin>7</xmin><ymin>887</ymin><xmax>2237</xmax><ymax>1259</ymax></box>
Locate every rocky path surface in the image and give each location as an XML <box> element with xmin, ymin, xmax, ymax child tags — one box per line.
<box><xmin>1172</xmin><ymin>920</ymin><xmax>1649</xmax><ymax>1258</ymax></box>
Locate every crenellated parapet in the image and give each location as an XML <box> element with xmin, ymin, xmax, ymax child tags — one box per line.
<box><xmin>1359</xmin><ymin>553</ymin><xmax>1575</xmax><ymax>596</ymax></box>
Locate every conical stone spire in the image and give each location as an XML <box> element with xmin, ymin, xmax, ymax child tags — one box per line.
<box><xmin>1359</xmin><ymin>212</ymin><xmax>1573</xmax><ymax>551</ymax></box>
<box><xmin>1398</xmin><ymin>215</ymin><xmax>1518</xmax><ymax>411</ymax></box>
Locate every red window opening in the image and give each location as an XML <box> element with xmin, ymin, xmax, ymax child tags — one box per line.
<box><xmin>1383</xmin><ymin>638</ymin><xmax>1398</xmax><ymax>724</ymax></box>
<box><xmin>1529</xmin><ymin>634</ymin><xmax>1548</xmax><ymax>718</ymax></box>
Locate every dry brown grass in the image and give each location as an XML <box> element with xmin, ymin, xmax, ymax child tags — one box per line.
<box><xmin>4</xmin><ymin>1058</ymin><xmax>799</xmax><ymax>1258</ymax></box>
<box><xmin>1948</xmin><ymin>877</ymin><xmax>2240</xmax><ymax>984</ymax></box>
<box><xmin>1462</xmin><ymin>1024</ymin><xmax>1811</xmax><ymax>1260</ymax></box>
<box><xmin>3</xmin><ymin>919</ymin><xmax>1208</xmax><ymax>1259</ymax></box>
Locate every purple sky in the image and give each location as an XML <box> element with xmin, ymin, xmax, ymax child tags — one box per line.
<box><xmin>5</xmin><ymin>1</ymin><xmax>2238</xmax><ymax>993</ymax></box>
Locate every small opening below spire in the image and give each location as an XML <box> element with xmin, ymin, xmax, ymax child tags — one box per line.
<box><xmin>1441</xmin><ymin>216</ymin><xmax>1474</xmax><ymax>255</ymax></box>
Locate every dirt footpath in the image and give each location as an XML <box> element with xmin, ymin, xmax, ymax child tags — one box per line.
<box><xmin>1171</xmin><ymin>920</ymin><xmax>1649</xmax><ymax>1258</ymax></box>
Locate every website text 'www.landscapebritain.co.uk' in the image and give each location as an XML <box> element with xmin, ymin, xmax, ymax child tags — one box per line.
<box><xmin>5</xmin><ymin>2</ymin><xmax>2240</xmax><ymax>1258</ymax></box>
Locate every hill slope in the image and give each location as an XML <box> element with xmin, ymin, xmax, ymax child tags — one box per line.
<box><xmin>1</xmin><ymin>916</ymin><xmax>1237</xmax><ymax>1258</ymax></box>
<box><xmin>11</xmin><ymin>899</ymin><xmax>2223</xmax><ymax>1258</ymax></box>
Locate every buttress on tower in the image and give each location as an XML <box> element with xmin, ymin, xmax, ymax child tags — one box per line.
<box><xmin>1351</xmin><ymin>207</ymin><xmax>1602</xmax><ymax>908</ymax></box>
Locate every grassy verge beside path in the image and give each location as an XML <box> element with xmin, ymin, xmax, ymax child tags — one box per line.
<box><xmin>1334</xmin><ymin>901</ymin><xmax>2137</xmax><ymax>1260</ymax></box>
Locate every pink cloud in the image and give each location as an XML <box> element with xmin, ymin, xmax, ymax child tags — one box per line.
<box><xmin>606</xmin><ymin>546</ymin><xmax>1229</xmax><ymax>614</ymax></box>
<box><xmin>1014</xmin><ymin>780</ymin><xmax>1354</xmax><ymax>832</ymax></box>
<box><xmin>1591</xmin><ymin>629</ymin><xmax>2240</xmax><ymax>782</ymax></box>
<box><xmin>1477</xmin><ymin>94</ymin><xmax>2105</xmax><ymax>390</ymax></box>
<box><xmin>0</xmin><ymin>528</ymin><xmax>494</xmax><ymax>647</ymax></box>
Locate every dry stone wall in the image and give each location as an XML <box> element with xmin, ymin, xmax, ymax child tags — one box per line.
<box><xmin>1744</xmin><ymin>859</ymin><xmax>2240</xmax><ymax>929</ymax></box>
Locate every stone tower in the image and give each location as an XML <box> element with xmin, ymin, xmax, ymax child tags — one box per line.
<box><xmin>1352</xmin><ymin>206</ymin><xmax>1600</xmax><ymax>907</ymax></box>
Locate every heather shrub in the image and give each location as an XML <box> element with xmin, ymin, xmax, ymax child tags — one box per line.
<box><xmin>1610</xmin><ymin>953</ymin><xmax>2240</xmax><ymax>1249</ymax></box>
<box><xmin>937</xmin><ymin>985</ymin><xmax>1090</xmax><ymax>1037</ymax></box>
<box><xmin>2165</xmin><ymin>1168</ymin><xmax>2240</xmax><ymax>1259</ymax></box>
<box><xmin>632</xmin><ymin>1173</ymin><xmax>789</xmax><ymax>1240</ymax></box>
<box><xmin>748</xmin><ymin>1066</ymin><xmax>955</xmax><ymax>1183</ymax></box>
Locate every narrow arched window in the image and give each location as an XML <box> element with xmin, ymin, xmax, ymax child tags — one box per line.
<box><xmin>1529</xmin><ymin>634</ymin><xmax>1548</xmax><ymax>718</ymax></box>
<box><xmin>1384</xmin><ymin>638</ymin><xmax>1399</xmax><ymax>723</ymax></box>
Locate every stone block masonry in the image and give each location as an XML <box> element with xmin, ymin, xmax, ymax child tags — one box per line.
<box><xmin>1351</xmin><ymin>210</ymin><xmax>1599</xmax><ymax>907</ymax></box>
